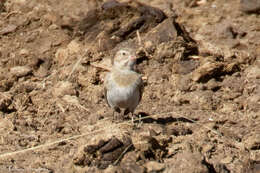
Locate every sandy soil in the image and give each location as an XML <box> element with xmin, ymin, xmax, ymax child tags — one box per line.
<box><xmin>0</xmin><ymin>0</ymin><xmax>259</xmax><ymax>172</ymax></box>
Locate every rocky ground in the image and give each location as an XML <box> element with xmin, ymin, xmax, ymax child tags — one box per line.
<box><xmin>0</xmin><ymin>0</ymin><xmax>259</xmax><ymax>172</ymax></box>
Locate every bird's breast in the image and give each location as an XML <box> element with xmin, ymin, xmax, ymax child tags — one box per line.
<box><xmin>107</xmin><ymin>72</ymin><xmax>141</xmax><ymax>108</ymax></box>
<box><xmin>112</xmin><ymin>71</ymin><xmax>140</xmax><ymax>87</ymax></box>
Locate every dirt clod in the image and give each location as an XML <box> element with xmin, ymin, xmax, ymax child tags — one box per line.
<box><xmin>0</xmin><ymin>0</ymin><xmax>259</xmax><ymax>172</ymax></box>
<box><xmin>240</xmin><ymin>0</ymin><xmax>260</xmax><ymax>13</ymax></box>
<box><xmin>74</xmin><ymin>136</ymin><xmax>133</xmax><ymax>169</ymax></box>
<box><xmin>9</xmin><ymin>66</ymin><xmax>32</xmax><ymax>77</ymax></box>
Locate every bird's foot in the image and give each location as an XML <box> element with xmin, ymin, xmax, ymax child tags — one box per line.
<box><xmin>131</xmin><ymin>116</ymin><xmax>134</xmax><ymax>125</ymax></box>
<box><xmin>137</xmin><ymin>114</ymin><xmax>143</xmax><ymax>127</ymax></box>
<box><xmin>112</xmin><ymin>111</ymin><xmax>122</xmax><ymax>123</ymax></box>
<box><xmin>130</xmin><ymin>113</ymin><xmax>143</xmax><ymax>129</ymax></box>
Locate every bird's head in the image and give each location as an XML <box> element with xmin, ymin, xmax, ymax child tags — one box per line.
<box><xmin>112</xmin><ymin>48</ymin><xmax>137</xmax><ymax>70</ymax></box>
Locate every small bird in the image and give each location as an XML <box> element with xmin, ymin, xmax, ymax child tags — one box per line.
<box><xmin>104</xmin><ymin>48</ymin><xmax>143</xmax><ymax>123</ymax></box>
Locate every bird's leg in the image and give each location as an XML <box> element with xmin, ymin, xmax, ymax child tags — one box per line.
<box><xmin>138</xmin><ymin>113</ymin><xmax>142</xmax><ymax>126</ymax></box>
<box><xmin>130</xmin><ymin>112</ymin><xmax>142</xmax><ymax>128</ymax></box>
<box><xmin>112</xmin><ymin>110</ymin><xmax>116</xmax><ymax>120</ymax></box>
<box><xmin>136</xmin><ymin>113</ymin><xmax>143</xmax><ymax>128</ymax></box>
<box><xmin>124</xmin><ymin>109</ymin><xmax>134</xmax><ymax>123</ymax></box>
<box><xmin>130</xmin><ymin>112</ymin><xmax>134</xmax><ymax>125</ymax></box>
<box><xmin>130</xmin><ymin>112</ymin><xmax>142</xmax><ymax>125</ymax></box>
<box><xmin>113</xmin><ymin>107</ymin><xmax>121</xmax><ymax>122</ymax></box>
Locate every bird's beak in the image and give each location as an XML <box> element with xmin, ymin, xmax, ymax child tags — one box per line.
<box><xmin>129</xmin><ymin>55</ymin><xmax>137</xmax><ymax>61</ymax></box>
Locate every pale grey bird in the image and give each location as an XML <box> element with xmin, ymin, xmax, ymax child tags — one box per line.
<box><xmin>104</xmin><ymin>48</ymin><xmax>143</xmax><ymax>123</ymax></box>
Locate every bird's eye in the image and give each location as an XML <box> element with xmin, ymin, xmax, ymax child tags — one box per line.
<box><xmin>122</xmin><ymin>52</ymin><xmax>126</xmax><ymax>56</ymax></box>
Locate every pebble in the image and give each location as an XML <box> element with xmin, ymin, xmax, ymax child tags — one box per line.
<box><xmin>52</xmin><ymin>81</ymin><xmax>76</xmax><ymax>98</ymax></box>
<box><xmin>240</xmin><ymin>0</ymin><xmax>260</xmax><ymax>13</ymax></box>
<box><xmin>0</xmin><ymin>24</ymin><xmax>17</xmax><ymax>35</ymax></box>
<box><xmin>145</xmin><ymin>161</ymin><xmax>165</xmax><ymax>172</ymax></box>
<box><xmin>10</xmin><ymin>66</ymin><xmax>32</xmax><ymax>77</ymax></box>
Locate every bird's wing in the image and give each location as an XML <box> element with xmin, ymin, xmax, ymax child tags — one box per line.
<box><xmin>138</xmin><ymin>75</ymin><xmax>144</xmax><ymax>103</ymax></box>
<box><xmin>104</xmin><ymin>74</ymin><xmax>110</xmax><ymax>107</ymax></box>
<box><xmin>104</xmin><ymin>85</ymin><xmax>109</xmax><ymax>106</ymax></box>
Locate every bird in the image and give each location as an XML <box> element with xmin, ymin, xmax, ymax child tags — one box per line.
<box><xmin>104</xmin><ymin>48</ymin><xmax>143</xmax><ymax>124</ymax></box>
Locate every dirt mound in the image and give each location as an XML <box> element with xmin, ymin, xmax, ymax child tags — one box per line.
<box><xmin>0</xmin><ymin>0</ymin><xmax>259</xmax><ymax>172</ymax></box>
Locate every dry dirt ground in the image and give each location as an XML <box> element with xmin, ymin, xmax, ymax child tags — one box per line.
<box><xmin>0</xmin><ymin>0</ymin><xmax>260</xmax><ymax>172</ymax></box>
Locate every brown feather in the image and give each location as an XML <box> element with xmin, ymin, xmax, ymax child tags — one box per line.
<box><xmin>138</xmin><ymin>79</ymin><xmax>144</xmax><ymax>103</ymax></box>
<box><xmin>104</xmin><ymin>84</ymin><xmax>109</xmax><ymax>107</ymax></box>
<box><xmin>112</xmin><ymin>69</ymin><xmax>140</xmax><ymax>87</ymax></box>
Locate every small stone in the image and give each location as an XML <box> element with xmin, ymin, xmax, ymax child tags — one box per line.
<box><xmin>173</xmin><ymin>60</ymin><xmax>199</xmax><ymax>75</ymax></box>
<box><xmin>120</xmin><ymin>151</ymin><xmax>145</xmax><ymax>172</ymax></box>
<box><xmin>73</xmin><ymin>152</ymin><xmax>88</xmax><ymax>166</ymax></box>
<box><xmin>43</xmin><ymin>13</ymin><xmax>58</xmax><ymax>24</ymax></box>
<box><xmin>243</xmin><ymin>134</ymin><xmax>260</xmax><ymax>150</ymax></box>
<box><xmin>55</xmin><ymin>48</ymin><xmax>69</xmax><ymax>66</ymax></box>
<box><xmin>0</xmin><ymin>1</ymin><xmax>5</xmax><ymax>13</ymax></box>
<box><xmin>206</xmin><ymin>79</ymin><xmax>220</xmax><ymax>91</ymax></box>
<box><xmin>145</xmin><ymin>18</ymin><xmax>177</xmax><ymax>45</ymax></box>
<box><xmin>245</xmin><ymin>94</ymin><xmax>260</xmax><ymax>111</ymax></box>
<box><xmin>61</xmin><ymin>16</ymin><xmax>75</xmax><ymax>29</ymax></box>
<box><xmin>221</xmin><ymin>156</ymin><xmax>233</xmax><ymax>164</ymax></box>
<box><xmin>144</xmin><ymin>41</ymin><xmax>153</xmax><ymax>50</ymax></box>
<box><xmin>52</xmin><ymin>81</ymin><xmax>76</xmax><ymax>98</ymax></box>
<box><xmin>62</xmin><ymin>95</ymin><xmax>79</xmax><ymax>105</ymax></box>
<box><xmin>19</xmin><ymin>49</ymin><xmax>30</xmax><ymax>56</ymax></box>
<box><xmin>39</xmin><ymin>39</ymin><xmax>52</xmax><ymax>54</ymax></box>
<box><xmin>67</xmin><ymin>40</ymin><xmax>81</xmax><ymax>54</ymax></box>
<box><xmin>192</xmin><ymin>61</ymin><xmax>224</xmax><ymax>82</ymax></box>
<box><xmin>10</xmin><ymin>66</ymin><xmax>32</xmax><ymax>77</ymax></box>
<box><xmin>148</xmin><ymin>124</ymin><xmax>163</xmax><ymax>136</ymax></box>
<box><xmin>189</xmin><ymin>91</ymin><xmax>214</xmax><ymax>110</ymax></box>
<box><xmin>104</xmin><ymin>165</ymin><xmax>118</xmax><ymax>173</ymax></box>
<box><xmin>175</xmin><ymin>75</ymin><xmax>192</xmax><ymax>91</ymax></box>
<box><xmin>164</xmin><ymin>152</ymin><xmax>208</xmax><ymax>173</ymax></box>
<box><xmin>201</xmin><ymin>144</ymin><xmax>214</xmax><ymax>153</ymax></box>
<box><xmin>49</xmin><ymin>24</ymin><xmax>59</xmax><ymax>30</ymax></box>
<box><xmin>0</xmin><ymin>93</ymin><xmax>12</xmax><ymax>111</ymax></box>
<box><xmin>220</xmin><ymin>102</ymin><xmax>237</xmax><ymax>113</ymax></box>
<box><xmin>240</xmin><ymin>0</ymin><xmax>260</xmax><ymax>13</ymax></box>
<box><xmin>34</xmin><ymin>65</ymin><xmax>49</xmax><ymax>78</ymax></box>
<box><xmin>145</xmin><ymin>161</ymin><xmax>165</xmax><ymax>172</ymax></box>
<box><xmin>0</xmin><ymin>24</ymin><xmax>17</xmax><ymax>35</ymax></box>
<box><xmin>246</xmin><ymin>66</ymin><xmax>260</xmax><ymax>79</ymax></box>
<box><xmin>77</xmin><ymin>73</ymin><xmax>89</xmax><ymax>87</ymax></box>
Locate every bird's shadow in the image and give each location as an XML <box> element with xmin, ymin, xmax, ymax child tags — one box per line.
<box><xmin>136</xmin><ymin>112</ymin><xmax>195</xmax><ymax>125</ymax></box>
